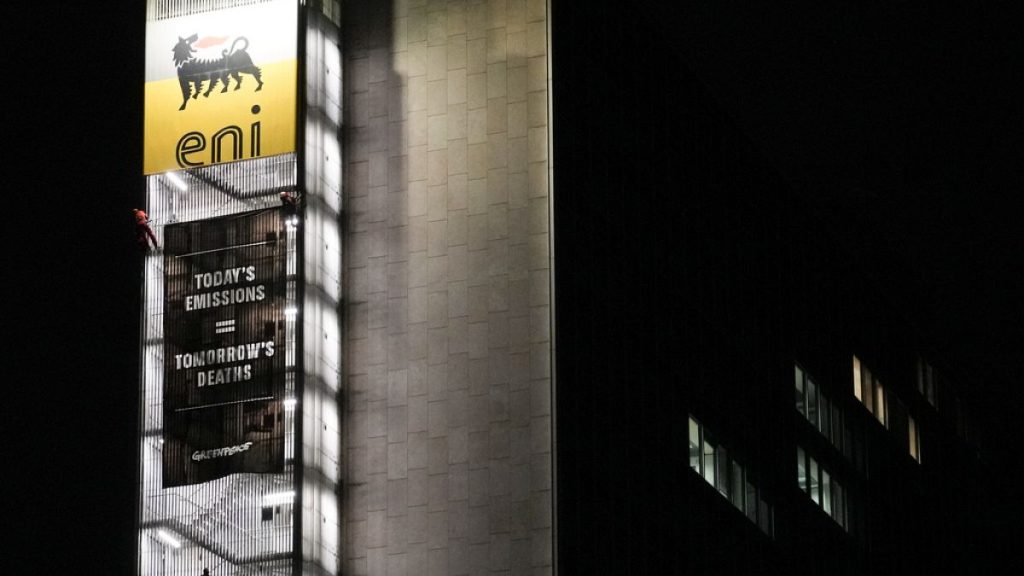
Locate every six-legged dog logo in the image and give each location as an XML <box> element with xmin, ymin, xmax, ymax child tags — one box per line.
<box><xmin>173</xmin><ymin>34</ymin><xmax>264</xmax><ymax>111</ymax></box>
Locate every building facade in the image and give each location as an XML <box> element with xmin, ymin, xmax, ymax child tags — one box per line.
<box><xmin>136</xmin><ymin>1</ymin><xmax>555</xmax><ymax>575</ymax></box>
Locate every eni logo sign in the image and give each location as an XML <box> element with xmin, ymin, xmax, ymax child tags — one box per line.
<box><xmin>171</xmin><ymin>35</ymin><xmax>265</xmax><ymax>168</ymax></box>
<box><xmin>176</xmin><ymin>104</ymin><xmax>263</xmax><ymax>168</ymax></box>
<box><xmin>143</xmin><ymin>0</ymin><xmax>296</xmax><ymax>176</ymax></box>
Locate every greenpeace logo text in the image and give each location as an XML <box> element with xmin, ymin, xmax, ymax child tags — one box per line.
<box><xmin>192</xmin><ymin>442</ymin><xmax>254</xmax><ymax>461</ymax></box>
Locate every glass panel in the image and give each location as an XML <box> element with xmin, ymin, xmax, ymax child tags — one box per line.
<box><xmin>716</xmin><ymin>446</ymin><xmax>729</xmax><ymax>495</ymax></box>
<box><xmin>730</xmin><ymin>460</ymin><xmax>744</xmax><ymax>510</ymax></box>
<box><xmin>795</xmin><ymin>365</ymin><xmax>806</xmax><ymax>416</ymax></box>
<box><xmin>745</xmin><ymin>477</ymin><xmax>758</xmax><ymax>522</ymax></box>
<box><xmin>853</xmin><ymin>355</ymin><xmax>862</xmax><ymax>400</ymax></box>
<box><xmin>834</xmin><ymin>480</ymin><xmax>846</xmax><ymax>530</ymax></box>
<box><xmin>862</xmin><ymin>367</ymin><xmax>874</xmax><ymax>413</ymax></box>
<box><xmin>819</xmin><ymin>394</ymin><xmax>830</xmax><ymax>437</ymax></box>
<box><xmin>909</xmin><ymin>415</ymin><xmax>920</xmax><ymax>462</ymax></box>
<box><xmin>832</xmin><ymin>405</ymin><xmax>843</xmax><ymax>450</ymax></box>
<box><xmin>702</xmin><ymin>439</ymin><xmax>716</xmax><ymax>486</ymax></box>
<box><xmin>807</xmin><ymin>379</ymin><xmax>819</xmax><ymax>428</ymax></box>
<box><xmin>875</xmin><ymin>380</ymin><xmax>887</xmax><ymax>425</ymax></box>
<box><xmin>758</xmin><ymin>499</ymin><xmax>772</xmax><ymax>536</ymax></box>
<box><xmin>688</xmin><ymin>417</ymin><xmax>701</xmax><ymax>472</ymax></box>
<box><xmin>822</xmin><ymin>470</ymin><xmax>832</xmax><ymax>516</ymax></box>
<box><xmin>809</xmin><ymin>458</ymin><xmax>820</xmax><ymax>505</ymax></box>
<box><xmin>797</xmin><ymin>447</ymin><xmax>807</xmax><ymax>493</ymax></box>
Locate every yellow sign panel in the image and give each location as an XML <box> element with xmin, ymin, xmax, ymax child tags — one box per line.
<box><xmin>144</xmin><ymin>1</ymin><xmax>297</xmax><ymax>175</ymax></box>
<box><xmin>144</xmin><ymin>60</ymin><xmax>296</xmax><ymax>174</ymax></box>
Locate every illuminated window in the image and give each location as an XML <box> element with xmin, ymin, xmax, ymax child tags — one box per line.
<box><xmin>822</xmin><ymin>469</ymin><xmax>832</xmax><ymax>516</ymax></box>
<box><xmin>795</xmin><ymin>363</ymin><xmax>843</xmax><ymax>448</ymax></box>
<box><xmin>854</xmin><ymin>355</ymin><xmax>893</xmax><ymax>426</ymax></box>
<box><xmin>688</xmin><ymin>414</ymin><xmax>773</xmax><ymax>537</ymax></box>
<box><xmin>703</xmin><ymin>437</ymin><xmax>717</xmax><ymax>487</ymax></box>
<box><xmin>797</xmin><ymin>446</ymin><xmax>808</xmax><ymax>493</ymax></box>
<box><xmin>909</xmin><ymin>415</ymin><xmax>921</xmax><ymax>463</ymax></box>
<box><xmin>795</xmin><ymin>365</ymin><xmax>806</xmax><ymax>415</ymax></box>
<box><xmin>853</xmin><ymin>356</ymin><xmax>863</xmax><ymax>401</ymax></box>
<box><xmin>797</xmin><ymin>445</ymin><xmax>849</xmax><ymax>531</ymax></box>
<box><xmin>806</xmin><ymin>378</ymin><xmax>819</xmax><ymax>428</ymax></box>
<box><xmin>688</xmin><ymin>417</ymin><xmax>701</xmax><ymax>472</ymax></box>
<box><xmin>874</xmin><ymin>379</ymin><xmax>887</xmax><ymax>426</ymax></box>
<box><xmin>809</xmin><ymin>458</ymin><xmax>820</xmax><ymax>505</ymax></box>
<box><xmin>862</xmin><ymin>365</ymin><xmax>874</xmax><ymax>414</ymax></box>
<box><xmin>716</xmin><ymin>445</ymin><xmax>730</xmax><ymax>496</ymax></box>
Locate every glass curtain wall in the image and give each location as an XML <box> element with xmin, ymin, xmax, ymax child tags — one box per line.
<box><xmin>138</xmin><ymin>2</ymin><xmax>343</xmax><ymax>575</ymax></box>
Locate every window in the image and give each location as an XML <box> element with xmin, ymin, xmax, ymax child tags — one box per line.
<box><xmin>688</xmin><ymin>417</ymin><xmax>701</xmax><ymax>471</ymax></box>
<box><xmin>854</xmin><ymin>355</ymin><xmax>892</xmax><ymax>425</ymax></box>
<box><xmin>730</xmin><ymin>460</ymin><xmax>745</xmax><ymax>511</ymax></box>
<box><xmin>809</xmin><ymin>458</ymin><xmax>820</xmax><ymax>505</ymax></box>
<box><xmin>909</xmin><ymin>415</ymin><xmax>921</xmax><ymax>463</ymax></box>
<box><xmin>831</xmin><ymin>404</ymin><xmax>843</xmax><ymax>451</ymax></box>
<box><xmin>807</xmin><ymin>378</ymin><xmax>819</xmax><ymax>428</ymax></box>
<box><xmin>853</xmin><ymin>355</ymin><xmax>862</xmax><ymax>401</ymax></box>
<box><xmin>797</xmin><ymin>445</ymin><xmax>849</xmax><ymax>531</ymax></box>
<box><xmin>795</xmin><ymin>363</ymin><xmax>843</xmax><ymax>449</ymax></box>
<box><xmin>874</xmin><ymin>379</ymin><xmax>887</xmax><ymax>426</ymax></box>
<box><xmin>862</xmin><ymin>365</ymin><xmax>874</xmax><ymax>414</ymax></box>
<box><xmin>716</xmin><ymin>445</ymin><xmax>730</xmax><ymax>496</ymax></box>
<box><xmin>703</xmin><ymin>437</ymin><xmax>716</xmax><ymax>486</ymax></box>
<box><xmin>688</xmin><ymin>415</ymin><xmax>774</xmax><ymax>537</ymax></box>
<box><xmin>797</xmin><ymin>446</ymin><xmax>808</xmax><ymax>493</ymax></box>
<box><xmin>917</xmin><ymin>357</ymin><xmax>938</xmax><ymax>408</ymax></box>
<box><xmin>795</xmin><ymin>365</ymin><xmax>806</xmax><ymax>415</ymax></box>
<box><xmin>745</xmin><ymin>477</ymin><xmax>758</xmax><ymax>524</ymax></box>
<box><xmin>822</xmin><ymin>469</ymin><xmax>832</xmax><ymax>516</ymax></box>
<box><xmin>819</xmin><ymin>394</ymin><xmax>831</xmax><ymax>436</ymax></box>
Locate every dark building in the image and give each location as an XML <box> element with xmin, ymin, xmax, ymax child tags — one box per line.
<box><xmin>552</xmin><ymin>2</ymin><xmax>1020</xmax><ymax>575</ymax></box>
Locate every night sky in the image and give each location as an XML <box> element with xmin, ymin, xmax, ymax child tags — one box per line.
<box><xmin>6</xmin><ymin>1</ymin><xmax>1024</xmax><ymax>573</ymax></box>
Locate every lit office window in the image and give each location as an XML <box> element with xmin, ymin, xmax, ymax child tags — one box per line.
<box><xmin>854</xmin><ymin>355</ymin><xmax>899</xmax><ymax>429</ymax></box>
<box><xmin>796</xmin><ymin>363</ymin><xmax>845</xmax><ymax>450</ymax></box>
<box><xmin>807</xmin><ymin>378</ymin><xmax>819</xmax><ymax>428</ymax></box>
<box><xmin>874</xmin><ymin>379</ymin><xmax>887</xmax><ymax>426</ymax></box>
<box><xmin>862</xmin><ymin>364</ymin><xmax>874</xmax><ymax>414</ymax></box>
<box><xmin>797</xmin><ymin>446</ymin><xmax>849</xmax><ymax>531</ymax></box>
<box><xmin>909</xmin><ymin>415</ymin><xmax>921</xmax><ymax>463</ymax></box>
<box><xmin>703</xmin><ymin>436</ymin><xmax>717</xmax><ymax>487</ymax></box>
<box><xmin>822</xmin><ymin>469</ymin><xmax>832</xmax><ymax>516</ymax></box>
<box><xmin>795</xmin><ymin>365</ymin><xmax>806</xmax><ymax>415</ymax></box>
<box><xmin>797</xmin><ymin>446</ymin><xmax>808</xmax><ymax>493</ymax></box>
<box><xmin>688</xmin><ymin>414</ymin><xmax>773</xmax><ymax>537</ymax></box>
<box><xmin>853</xmin><ymin>356</ymin><xmax>863</xmax><ymax>401</ymax></box>
<box><xmin>809</xmin><ymin>457</ymin><xmax>820</xmax><ymax>505</ymax></box>
<box><xmin>689</xmin><ymin>416</ymin><xmax>701</xmax><ymax>472</ymax></box>
<box><xmin>716</xmin><ymin>445</ymin><xmax>730</xmax><ymax>496</ymax></box>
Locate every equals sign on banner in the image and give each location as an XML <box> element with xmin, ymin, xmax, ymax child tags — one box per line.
<box><xmin>215</xmin><ymin>319</ymin><xmax>236</xmax><ymax>334</ymax></box>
